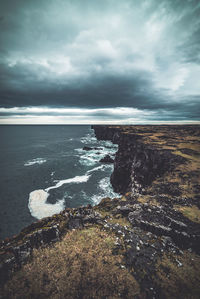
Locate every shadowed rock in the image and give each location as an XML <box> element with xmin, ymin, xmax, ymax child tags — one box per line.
<box><xmin>99</xmin><ymin>155</ymin><xmax>114</xmax><ymax>163</ymax></box>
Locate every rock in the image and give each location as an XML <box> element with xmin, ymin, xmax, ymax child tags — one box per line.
<box><xmin>68</xmin><ymin>218</ymin><xmax>83</xmax><ymax>229</ymax></box>
<box><xmin>83</xmin><ymin>146</ymin><xmax>93</xmax><ymax>151</ymax></box>
<box><xmin>12</xmin><ymin>240</ymin><xmax>32</xmax><ymax>264</ymax></box>
<box><xmin>99</xmin><ymin>155</ymin><xmax>114</xmax><ymax>163</ymax></box>
<box><xmin>83</xmin><ymin>146</ymin><xmax>103</xmax><ymax>151</ymax></box>
<box><xmin>114</xmin><ymin>205</ymin><xmax>133</xmax><ymax>216</ymax></box>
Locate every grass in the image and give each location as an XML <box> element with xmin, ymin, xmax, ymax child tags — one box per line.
<box><xmin>153</xmin><ymin>251</ymin><xmax>200</xmax><ymax>299</ymax></box>
<box><xmin>172</xmin><ymin>150</ymin><xmax>199</xmax><ymax>162</ymax></box>
<box><xmin>174</xmin><ymin>205</ymin><xmax>200</xmax><ymax>223</ymax></box>
<box><xmin>95</xmin><ymin>197</ymin><xmax>131</xmax><ymax>228</ymax></box>
<box><xmin>1</xmin><ymin>227</ymin><xmax>140</xmax><ymax>299</ymax></box>
<box><xmin>137</xmin><ymin>195</ymin><xmax>160</xmax><ymax>206</ymax></box>
<box><xmin>108</xmin><ymin>215</ymin><xmax>131</xmax><ymax>227</ymax></box>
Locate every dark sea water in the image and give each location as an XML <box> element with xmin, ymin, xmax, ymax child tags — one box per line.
<box><xmin>0</xmin><ymin>125</ymin><xmax>119</xmax><ymax>240</ymax></box>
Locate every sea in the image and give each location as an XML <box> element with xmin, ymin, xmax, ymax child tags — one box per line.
<box><xmin>0</xmin><ymin>125</ymin><xmax>119</xmax><ymax>240</ymax></box>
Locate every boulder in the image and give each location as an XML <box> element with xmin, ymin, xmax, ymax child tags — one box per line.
<box><xmin>99</xmin><ymin>155</ymin><xmax>114</xmax><ymax>163</ymax></box>
<box><xmin>83</xmin><ymin>146</ymin><xmax>93</xmax><ymax>151</ymax></box>
<box><xmin>83</xmin><ymin>146</ymin><xmax>103</xmax><ymax>151</ymax></box>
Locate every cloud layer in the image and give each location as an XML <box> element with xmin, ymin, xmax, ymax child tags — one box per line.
<box><xmin>0</xmin><ymin>0</ymin><xmax>200</xmax><ymax>123</ymax></box>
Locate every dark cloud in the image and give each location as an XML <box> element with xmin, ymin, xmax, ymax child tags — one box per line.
<box><xmin>0</xmin><ymin>0</ymin><xmax>200</xmax><ymax>123</ymax></box>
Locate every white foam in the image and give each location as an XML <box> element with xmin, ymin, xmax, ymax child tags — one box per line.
<box><xmin>80</xmin><ymin>134</ymin><xmax>96</xmax><ymax>144</ymax></box>
<box><xmin>24</xmin><ymin>158</ymin><xmax>46</xmax><ymax>166</ymax></box>
<box><xmin>28</xmin><ymin>174</ymin><xmax>91</xmax><ymax>219</ymax></box>
<box><xmin>28</xmin><ymin>189</ymin><xmax>65</xmax><ymax>219</ymax></box>
<box><xmin>101</xmin><ymin>140</ymin><xmax>118</xmax><ymax>149</ymax></box>
<box><xmin>78</xmin><ymin>151</ymin><xmax>104</xmax><ymax>166</ymax></box>
<box><xmin>46</xmin><ymin>175</ymin><xmax>90</xmax><ymax>192</ymax></box>
<box><xmin>86</xmin><ymin>165</ymin><xmax>105</xmax><ymax>174</ymax></box>
<box><xmin>76</xmin><ymin>142</ymin><xmax>118</xmax><ymax>167</ymax></box>
<box><xmin>79</xmin><ymin>155</ymin><xmax>97</xmax><ymax>166</ymax></box>
<box><xmin>91</xmin><ymin>176</ymin><xmax>120</xmax><ymax>205</ymax></box>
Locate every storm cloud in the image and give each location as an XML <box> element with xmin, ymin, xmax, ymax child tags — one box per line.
<box><xmin>0</xmin><ymin>0</ymin><xmax>200</xmax><ymax>123</ymax></box>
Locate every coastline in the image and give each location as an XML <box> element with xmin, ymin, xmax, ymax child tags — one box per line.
<box><xmin>1</xmin><ymin>124</ymin><xmax>200</xmax><ymax>298</ymax></box>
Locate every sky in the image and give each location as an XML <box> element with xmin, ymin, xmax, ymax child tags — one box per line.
<box><xmin>0</xmin><ymin>0</ymin><xmax>200</xmax><ymax>124</ymax></box>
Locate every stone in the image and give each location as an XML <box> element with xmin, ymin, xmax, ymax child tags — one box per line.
<box><xmin>99</xmin><ymin>155</ymin><xmax>114</xmax><ymax>163</ymax></box>
<box><xmin>68</xmin><ymin>218</ymin><xmax>83</xmax><ymax>229</ymax></box>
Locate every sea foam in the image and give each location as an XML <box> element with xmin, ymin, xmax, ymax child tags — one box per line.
<box><xmin>91</xmin><ymin>176</ymin><xmax>120</xmax><ymax>205</ymax></box>
<box><xmin>28</xmin><ymin>189</ymin><xmax>65</xmax><ymax>219</ymax></box>
<box><xmin>28</xmin><ymin>174</ymin><xmax>91</xmax><ymax>219</ymax></box>
<box><xmin>77</xmin><ymin>146</ymin><xmax>116</xmax><ymax>167</ymax></box>
<box><xmin>24</xmin><ymin>158</ymin><xmax>46</xmax><ymax>166</ymax></box>
<box><xmin>45</xmin><ymin>175</ymin><xmax>90</xmax><ymax>192</ymax></box>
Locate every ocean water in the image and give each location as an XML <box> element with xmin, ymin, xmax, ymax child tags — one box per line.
<box><xmin>0</xmin><ymin>125</ymin><xmax>119</xmax><ymax>240</ymax></box>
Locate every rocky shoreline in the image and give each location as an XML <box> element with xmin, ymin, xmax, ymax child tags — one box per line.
<box><xmin>1</xmin><ymin>125</ymin><xmax>200</xmax><ymax>298</ymax></box>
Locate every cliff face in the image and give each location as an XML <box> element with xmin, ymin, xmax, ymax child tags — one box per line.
<box><xmin>92</xmin><ymin>125</ymin><xmax>186</xmax><ymax>195</ymax></box>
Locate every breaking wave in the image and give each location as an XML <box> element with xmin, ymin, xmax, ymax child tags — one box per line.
<box><xmin>24</xmin><ymin>158</ymin><xmax>47</xmax><ymax>166</ymax></box>
<box><xmin>76</xmin><ymin>145</ymin><xmax>116</xmax><ymax>167</ymax></box>
<box><xmin>91</xmin><ymin>176</ymin><xmax>120</xmax><ymax>205</ymax></box>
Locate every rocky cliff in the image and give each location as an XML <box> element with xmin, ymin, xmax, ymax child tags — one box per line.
<box><xmin>92</xmin><ymin>125</ymin><xmax>188</xmax><ymax>195</ymax></box>
<box><xmin>1</xmin><ymin>125</ymin><xmax>200</xmax><ymax>299</ymax></box>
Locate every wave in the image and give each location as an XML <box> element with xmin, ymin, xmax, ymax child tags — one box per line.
<box><xmin>91</xmin><ymin>177</ymin><xmax>120</xmax><ymax>205</ymax></box>
<box><xmin>45</xmin><ymin>175</ymin><xmax>90</xmax><ymax>192</ymax></box>
<box><xmin>80</xmin><ymin>134</ymin><xmax>97</xmax><ymax>144</ymax></box>
<box><xmin>24</xmin><ymin>158</ymin><xmax>47</xmax><ymax>166</ymax></box>
<box><xmin>76</xmin><ymin>145</ymin><xmax>117</xmax><ymax>167</ymax></box>
<box><xmin>86</xmin><ymin>165</ymin><xmax>105</xmax><ymax>174</ymax></box>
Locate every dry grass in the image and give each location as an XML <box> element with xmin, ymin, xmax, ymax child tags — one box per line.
<box><xmin>154</xmin><ymin>251</ymin><xmax>200</xmax><ymax>299</ymax></box>
<box><xmin>109</xmin><ymin>215</ymin><xmax>131</xmax><ymax>227</ymax></box>
<box><xmin>174</xmin><ymin>205</ymin><xmax>200</xmax><ymax>223</ymax></box>
<box><xmin>172</xmin><ymin>150</ymin><xmax>199</xmax><ymax>162</ymax></box>
<box><xmin>137</xmin><ymin>195</ymin><xmax>160</xmax><ymax>206</ymax></box>
<box><xmin>2</xmin><ymin>227</ymin><xmax>140</xmax><ymax>299</ymax></box>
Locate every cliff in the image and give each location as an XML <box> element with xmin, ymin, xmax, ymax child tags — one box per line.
<box><xmin>92</xmin><ymin>125</ymin><xmax>199</xmax><ymax>196</ymax></box>
<box><xmin>1</xmin><ymin>125</ymin><xmax>200</xmax><ymax>299</ymax></box>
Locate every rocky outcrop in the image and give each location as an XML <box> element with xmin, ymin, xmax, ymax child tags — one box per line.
<box><xmin>99</xmin><ymin>154</ymin><xmax>114</xmax><ymax>163</ymax></box>
<box><xmin>83</xmin><ymin>146</ymin><xmax>103</xmax><ymax>151</ymax></box>
<box><xmin>127</xmin><ymin>203</ymin><xmax>200</xmax><ymax>251</ymax></box>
